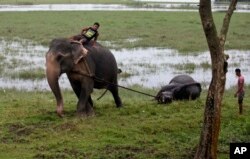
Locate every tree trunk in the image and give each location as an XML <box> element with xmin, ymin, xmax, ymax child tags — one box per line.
<box><xmin>194</xmin><ymin>0</ymin><xmax>238</xmax><ymax>159</ymax></box>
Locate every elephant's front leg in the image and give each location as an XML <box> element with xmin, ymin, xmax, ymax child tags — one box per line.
<box><xmin>88</xmin><ymin>96</ymin><xmax>93</xmax><ymax>107</ymax></box>
<box><xmin>77</xmin><ymin>80</ymin><xmax>94</xmax><ymax>117</ymax></box>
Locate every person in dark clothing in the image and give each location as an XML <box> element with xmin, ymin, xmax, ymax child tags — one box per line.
<box><xmin>70</xmin><ymin>22</ymin><xmax>100</xmax><ymax>46</ymax></box>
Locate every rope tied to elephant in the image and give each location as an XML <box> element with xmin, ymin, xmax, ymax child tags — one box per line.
<box><xmin>76</xmin><ymin>70</ymin><xmax>157</xmax><ymax>99</ymax></box>
<box><xmin>93</xmin><ymin>76</ymin><xmax>157</xmax><ymax>98</ymax></box>
<box><xmin>75</xmin><ymin>55</ymin><xmax>157</xmax><ymax>99</ymax></box>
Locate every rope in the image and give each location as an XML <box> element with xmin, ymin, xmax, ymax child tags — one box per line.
<box><xmin>97</xmin><ymin>88</ymin><xmax>108</xmax><ymax>100</ymax></box>
<box><xmin>93</xmin><ymin>76</ymin><xmax>157</xmax><ymax>98</ymax></box>
<box><xmin>76</xmin><ymin>71</ymin><xmax>156</xmax><ymax>98</ymax></box>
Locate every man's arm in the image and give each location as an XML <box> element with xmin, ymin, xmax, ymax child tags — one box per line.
<box><xmin>93</xmin><ymin>33</ymin><xmax>99</xmax><ymax>45</ymax></box>
<box><xmin>81</xmin><ymin>27</ymin><xmax>89</xmax><ymax>35</ymax></box>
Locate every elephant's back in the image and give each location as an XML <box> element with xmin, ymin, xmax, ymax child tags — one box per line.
<box><xmin>85</xmin><ymin>42</ymin><xmax>115</xmax><ymax>60</ymax></box>
<box><xmin>169</xmin><ymin>75</ymin><xmax>195</xmax><ymax>84</ymax></box>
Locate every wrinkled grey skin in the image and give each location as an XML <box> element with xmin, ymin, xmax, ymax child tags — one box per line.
<box><xmin>156</xmin><ymin>75</ymin><xmax>202</xmax><ymax>104</ymax></box>
<box><xmin>46</xmin><ymin>38</ymin><xmax>122</xmax><ymax>117</ymax></box>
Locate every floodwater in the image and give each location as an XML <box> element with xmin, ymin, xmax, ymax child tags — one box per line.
<box><xmin>0</xmin><ymin>3</ymin><xmax>249</xmax><ymax>13</ymax></box>
<box><xmin>0</xmin><ymin>38</ymin><xmax>249</xmax><ymax>91</ymax></box>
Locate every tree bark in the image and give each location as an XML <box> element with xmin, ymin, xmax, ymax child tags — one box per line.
<box><xmin>194</xmin><ymin>1</ymin><xmax>238</xmax><ymax>159</ymax></box>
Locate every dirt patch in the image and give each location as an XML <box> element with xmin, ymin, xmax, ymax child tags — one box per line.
<box><xmin>0</xmin><ymin>123</ymin><xmax>34</xmax><ymax>143</ymax></box>
<box><xmin>181</xmin><ymin>146</ymin><xmax>197</xmax><ymax>159</ymax></box>
<box><xmin>102</xmin><ymin>144</ymin><xmax>157</xmax><ymax>159</ymax></box>
<box><xmin>8</xmin><ymin>123</ymin><xmax>34</xmax><ymax>136</ymax></box>
<box><xmin>33</xmin><ymin>148</ymin><xmax>88</xmax><ymax>159</ymax></box>
<box><xmin>53</xmin><ymin>122</ymin><xmax>78</xmax><ymax>132</ymax></box>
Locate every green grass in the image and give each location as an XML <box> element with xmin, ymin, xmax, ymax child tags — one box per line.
<box><xmin>0</xmin><ymin>0</ymin><xmax>135</xmax><ymax>5</ymax></box>
<box><xmin>171</xmin><ymin>63</ymin><xmax>196</xmax><ymax>73</ymax></box>
<box><xmin>0</xmin><ymin>11</ymin><xmax>249</xmax><ymax>53</ymax></box>
<box><xmin>200</xmin><ymin>61</ymin><xmax>211</xmax><ymax>70</ymax></box>
<box><xmin>0</xmin><ymin>87</ymin><xmax>249</xmax><ymax>158</ymax></box>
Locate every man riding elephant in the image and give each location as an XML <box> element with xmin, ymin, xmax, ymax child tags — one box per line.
<box><xmin>70</xmin><ymin>22</ymin><xmax>100</xmax><ymax>47</ymax></box>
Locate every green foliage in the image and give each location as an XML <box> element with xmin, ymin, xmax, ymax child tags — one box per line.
<box><xmin>171</xmin><ymin>63</ymin><xmax>196</xmax><ymax>73</ymax></box>
<box><xmin>200</xmin><ymin>61</ymin><xmax>211</xmax><ymax>70</ymax></box>
<box><xmin>0</xmin><ymin>55</ymin><xmax>6</xmax><ymax>74</ymax></box>
<box><xmin>0</xmin><ymin>12</ymin><xmax>249</xmax><ymax>52</ymax></box>
<box><xmin>0</xmin><ymin>88</ymin><xmax>249</xmax><ymax>158</ymax></box>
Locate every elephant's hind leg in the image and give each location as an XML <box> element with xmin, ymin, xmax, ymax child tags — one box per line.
<box><xmin>109</xmin><ymin>85</ymin><xmax>122</xmax><ymax>108</ymax></box>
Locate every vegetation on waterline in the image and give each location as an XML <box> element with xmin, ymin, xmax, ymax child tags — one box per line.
<box><xmin>9</xmin><ymin>68</ymin><xmax>45</xmax><ymax>80</ymax></box>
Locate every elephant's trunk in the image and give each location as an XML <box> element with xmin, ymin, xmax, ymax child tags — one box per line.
<box><xmin>46</xmin><ymin>52</ymin><xmax>64</xmax><ymax>117</ymax></box>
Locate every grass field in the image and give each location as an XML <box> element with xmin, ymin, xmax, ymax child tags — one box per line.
<box><xmin>0</xmin><ymin>0</ymin><xmax>135</xmax><ymax>5</ymax></box>
<box><xmin>0</xmin><ymin>87</ymin><xmax>249</xmax><ymax>159</ymax></box>
<box><xmin>0</xmin><ymin>11</ymin><xmax>249</xmax><ymax>52</ymax></box>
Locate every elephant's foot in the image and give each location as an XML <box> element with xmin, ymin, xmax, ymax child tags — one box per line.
<box><xmin>76</xmin><ymin>112</ymin><xmax>88</xmax><ymax>118</ymax></box>
<box><xmin>76</xmin><ymin>111</ymin><xmax>95</xmax><ymax>118</ymax></box>
<box><xmin>115</xmin><ymin>97</ymin><xmax>123</xmax><ymax>108</ymax></box>
<box><xmin>56</xmin><ymin>106</ymin><xmax>64</xmax><ymax>118</ymax></box>
<box><xmin>77</xmin><ymin>108</ymin><xmax>95</xmax><ymax>118</ymax></box>
<box><xmin>116</xmin><ymin>99</ymin><xmax>123</xmax><ymax>108</ymax></box>
<box><xmin>87</xmin><ymin>108</ymin><xmax>95</xmax><ymax>117</ymax></box>
<box><xmin>86</xmin><ymin>106</ymin><xmax>95</xmax><ymax>117</ymax></box>
<box><xmin>116</xmin><ymin>103</ymin><xmax>123</xmax><ymax>108</ymax></box>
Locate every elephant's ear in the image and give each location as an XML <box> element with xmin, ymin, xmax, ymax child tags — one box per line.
<box><xmin>56</xmin><ymin>52</ymin><xmax>71</xmax><ymax>61</ymax></box>
<box><xmin>71</xmin><ymin>44</ymin><xmax>88</xmax><ymax>64</ymax></box>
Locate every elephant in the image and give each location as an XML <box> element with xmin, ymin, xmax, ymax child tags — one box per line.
<box><xmin>155</xmin><ymin>75</ymin><xmax>202</xmax><ymax>104</ymax></box>
<box><xmin>45</xmin><ymin>38</ymin><xmax>122</xmax><ymax>117</ymax></box>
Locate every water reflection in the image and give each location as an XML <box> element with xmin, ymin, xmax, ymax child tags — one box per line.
<box><xmin>114</xmin><ymin>48</ymin><xmax>250</xmax><ymax>89</ymax></box>
<box><xmin>0</xmin><ymin>39</ymin><xmax>249</xmax><ymax>91</ymax></box>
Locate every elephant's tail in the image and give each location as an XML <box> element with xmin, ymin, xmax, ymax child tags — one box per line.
<box><xmin>97</xmin><ymin>88</ymin><xmax>109</xmax><ymax>100</ymax></box>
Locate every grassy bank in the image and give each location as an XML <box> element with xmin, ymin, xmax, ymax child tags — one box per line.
<box><xmin>0</xmin><ymin>11</ymin><xmax>249</xmax><ymax>52</ymax></box>
<box><xmin>0</xmin><ymin>87</ymin><xmax>249</xmax><ymax>159</ymax></box>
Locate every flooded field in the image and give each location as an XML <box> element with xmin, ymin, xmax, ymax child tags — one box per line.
<box><xmin>0</xmin><ymin>38</ymin><xmax>249</xmax><ymax>91</ymax></box>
